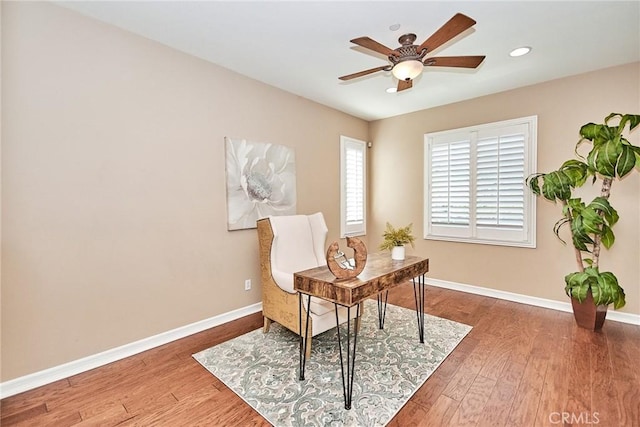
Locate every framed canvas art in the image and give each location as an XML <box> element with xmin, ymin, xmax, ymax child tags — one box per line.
<box><xmin>225</xmin><ymin>137</ymin><xmax>297</xmax><ymax>230</ymax></box>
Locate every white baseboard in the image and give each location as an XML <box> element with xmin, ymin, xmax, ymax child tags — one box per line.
<box><xmin>425</xmin><ymin>277</ymin><xmax>640</xmax><ymax>326</ymax></box>
<box><xmin>3</xmin><ymin>279</ymin><xmax>638</xmax><ymax>400</ymax></box>
<box><xmin>0</xmin><ymin>302</ymin><xmax>263</xmax><ymax>399</ymax></box>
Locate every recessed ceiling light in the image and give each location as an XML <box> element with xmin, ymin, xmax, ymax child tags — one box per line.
<box><xmin>389</xmin><ymin>23</ymin><xmax>401</xmax><ymax>31</ymax></box>
<box><xmin>386</xmin><ymin>87</ymin><xmax>397</xmax><ymax>93</ymax></box>
<box><xmin>509</xmin><ymin>46</ymin><xmax>532</xmax><ymax>57</ymax></box>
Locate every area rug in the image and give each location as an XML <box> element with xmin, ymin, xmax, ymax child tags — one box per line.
<box><xmin>193</xmin><ymin>301</ymin><xmax>472</xmax><ymax>426</ymax></box>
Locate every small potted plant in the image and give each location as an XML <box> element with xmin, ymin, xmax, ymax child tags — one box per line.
<box><xmin>526</xmin><ymin>113</ymin><xmax>639</xmax><ymax>330</ymax></box>
<box><xmin>379</xmin><ymin>222</ymin><xmax>415</xmax><ymax>260</ymax></box>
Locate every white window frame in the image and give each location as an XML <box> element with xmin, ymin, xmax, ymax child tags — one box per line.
<box><xmin>424</xmin><ymin>116</ymin><xmax>537</xmax><ymax>248</ymax></box>
<box><xmin>340</xmin><ymin>135</ymin><xmax>367</xmax><ymax>237</ymax></box>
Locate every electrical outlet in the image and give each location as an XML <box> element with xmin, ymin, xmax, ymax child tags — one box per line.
<box><xmin>244</xmin><ymin>279</ymin><xmax>251</xmax><ymax>291</ymax></box>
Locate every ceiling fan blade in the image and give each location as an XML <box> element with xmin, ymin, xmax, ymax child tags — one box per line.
<box><xmin>350</xmin><ymin>37</ymin><xmax>400</xmax><ymax>57</ymax></box>
<box><xmin>339</xmin><ymin>65</ymin><xmax>389</xmax><ymax>81</ymax></box>
<box><xmin>417</xmin><ymin>13</ymin><xmax>477</xmax><ymax>54</ymax></box>
<box><xmin>397</xmin><ymin>79</ymin><xmax>413</xmax><ymax>92</ymax></box>
<box><xmin>424</xmin><ymin>55</ymin><xmax>486</xmax><ymax>68</ymax></box>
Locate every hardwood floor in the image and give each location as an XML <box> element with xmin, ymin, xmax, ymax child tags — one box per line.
<box><xmin>2</xmin><ymin>283</ymin><xmax>639</xmax><ymax>426</ymax></box>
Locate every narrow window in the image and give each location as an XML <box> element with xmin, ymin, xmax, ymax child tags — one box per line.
<box><xmin>340</xmin><ymin>136</ymin><xmax>367</xmax><ymax>237</ymax></box>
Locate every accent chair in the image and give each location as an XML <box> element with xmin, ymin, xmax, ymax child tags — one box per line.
<box><xmin>257</xmin><ymin>212</ymin><xmax>360</xmax><ymax>357</ymax></box>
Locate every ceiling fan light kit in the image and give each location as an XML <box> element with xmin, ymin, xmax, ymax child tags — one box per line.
<box><xmin>392</xmin><ymin>60</ymin><xmax>424</xmax><ymax>81</ymax></box>
<box><xmin>339</xmin><ymin>13</ymin><xmax>486</xmax><ymax>92</ymax></box>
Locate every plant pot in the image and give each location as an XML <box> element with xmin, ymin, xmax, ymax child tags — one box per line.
<box><xmin>570</xmin><ymin>289</ymin><xmax>608</xmax><ymax>330</ymax></box>
<box><xmin>391</xmin><ymin>245</ymin><xmax>405</xmax><ymax>261</ymax></box>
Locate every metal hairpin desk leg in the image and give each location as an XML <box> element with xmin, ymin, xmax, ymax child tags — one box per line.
<box><xmin>377</xmin><ymin>290</ymin><xmax>389</xmax><ymax>329</ymax></box>
<box><xmin>413</xmin><ymin>274</ymin><xmax>426</xmax><ymax>343</ymax></box>
<box><xmin>298</xmin><ymin>293</ymin><xmax>312</xmax><ymax>380</ymax></box>
<box><xmin>335</xmin><ymin>304</ymin><xmax>361</xmax><ymax>410</ymax></box>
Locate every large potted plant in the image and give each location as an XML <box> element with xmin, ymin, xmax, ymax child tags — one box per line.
<box><xmin>526</xmin><ymin>113</ymin><xmax>639</xmax><ymax>329</ymax></box>
<box><xmin>379</xmin><ymin>222</ymin><xmax>415</xmax><ymax>260</ymax></box>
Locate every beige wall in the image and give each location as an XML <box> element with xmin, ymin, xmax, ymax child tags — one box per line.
<box><xmin>370</xmin><ymin>62</ymin><xmax>640</xmax><ymax>315</ymax></box>
<box><xmin>0</xmin><ymin>2</ymin><xmax>368</xmax><ymax>381</ymax></box>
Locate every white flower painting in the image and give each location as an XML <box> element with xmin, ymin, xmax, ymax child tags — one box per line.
<box><xmin>225</xmin><ymin>137</ymin><xmax>297</xmax><ymax>230</ymax></box>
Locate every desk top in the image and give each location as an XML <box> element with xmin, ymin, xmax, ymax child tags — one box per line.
<box><xmin>294</xmin><ymin>253</ymin><xmax>429</xmax><ymax>307</ymax></box>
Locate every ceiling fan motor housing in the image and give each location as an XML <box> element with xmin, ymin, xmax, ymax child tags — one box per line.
<box><xmin>389</xmin><ymin>34</ymin><xmax>428</xmax><ymax>67</ymax></box>
<box><xmin>389</xmin><ymin>34</ymin><xmax>428</xmax><ymax>81</ymax></box>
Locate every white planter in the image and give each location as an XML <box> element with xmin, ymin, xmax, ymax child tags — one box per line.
<box><xmin>391</xmin><ymin>245</ymin><xmax>405</xmax><ymax>261</ymax></box>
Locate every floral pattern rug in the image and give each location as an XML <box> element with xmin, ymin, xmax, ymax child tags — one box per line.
<box><xmin>193</xmin><ymin>301</ymin><xmax>472</xmax><ymax>426</ymax></box>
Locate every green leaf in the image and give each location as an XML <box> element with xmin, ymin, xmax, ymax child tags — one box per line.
<box><xmin>553</xmin><ymin>217</ymin><xmax>570</xmax><ymax>244</ymax></box>
<box><xmin>598</xmin><ymin>126</ymin><xmax>617</xmax><ymax>145</ymax></box>
<box><xmin>594</xmin><ymin>272</ymin><xmax>617</xmax><ymax>305</ymax></box>
<box><xmin>616</xmin><ymin>145</ymin><xmax>636</xmax><ymax>177</ymax></box>
<box><xmin>570</xmin><ymin>216</ymin><xmax>593</xmax><ymax>251</ymax></box>
<box><xmin>614</xmin><ymin>287</ymin><xmax>626</xmax><ymax>309</ymax></box>
<box><xmin>586</xmin><ymin>147</ymin><xmax>598</xmax><ymax>172</ymax></box>
<box><xmin>629</xmin><ymin>115</ymin><xmax>640</xmax><ymax>131</ymax></box>
<box><xmin>589</xmin><ymin>197</ymin><xmax>619</xmax><ymax>226</ymax></box>
<box><xmin>613</xmin><ymin>113</ymin><xmax>640</xmax><ymax>132</ymax></box>
<box><xmin>600</xmin><ymin>224</ymin><xmax>615</xmax><ymax>249</ymax></box>
<box><xmin>540</xmin><ymin>174</ymin><xmax>554</xmax><ymax>201</ymax></box>
<box><xmin>567</xmin><ymin>198</ymin><xmax>585</xmax><ymax>213</ymax></box>
<box><xmin>574</xmin><ymin>284</ymin><xmax>589</xmax><ymax>301</ymax></box>
<box><xmin>559</xmin><ymin>160</ymin><xmax>589</xmax><ymax>186</ymax></box>
<box><xmin>606</xmin><ymin>273</ymin><xmax>621</xmax><ymax>303</ymax></box>
<box><xmin>579</xmin><ymin>123</ymin><xmax>601</xmax><ymax>140</ymax></box>
<box><xmin>565</xmin><ymin>272</ymin><xmax>589</xmax><ymax>301</ymax></box>
<box><xmin>584</xmin><ymin>266</ymin><xmax>599</xmax><ymax>277</ymax></box>
<box><xmin>555</xmin><ymin>171</ymin><xmax>573</xmax><ymax>200</ymax></box>
<box><xmin>591</xmin><ymin>280</ymin><xmax>602</xmax><ymax>303</ymax></box>
<box><xmin>604</xmin><ymin>112</ymin><xmax>622</xmax><ymax>125</ymax></box>
<box><xmin>525</xmin><ymin>173</ymin><xmax>543</xmax><ymax>196</ymax></box>
<box><xmin>571</xmin><ymin>236</ymin><xmax>589</xmax><ymax>252</ymax></box>
<box><xmin>541</xmin><ymin>172</ymin><xmax>569</xmax><ymax>201</ymax></box>
<box><xmin>594</xmin><ymin>140</ymin><xmax>622</xmax><ymax>177</ymax></box>
<box><xmin>580</xmin><ymin>207</ymin><xmax>604</xmax><ymax>234</ymax></box>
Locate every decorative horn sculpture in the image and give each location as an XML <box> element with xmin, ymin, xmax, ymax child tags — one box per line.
<box><xmin>326</xmin><ymin>236</ymin><xmax>368</xmax><ymax>280</ymax></box>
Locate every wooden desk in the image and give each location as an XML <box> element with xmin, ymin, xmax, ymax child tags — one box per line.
<box><xmin>294</xmin><ymin>253</ymin><xmax>429</xmax><ymax>409</ymax></box>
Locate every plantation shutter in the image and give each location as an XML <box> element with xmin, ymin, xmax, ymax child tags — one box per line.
<box><xmin>430</xmin><ymin>139</ymin><xmax>471</xmax><ymax>225</ymax></box>
<box><xmin>345</xmin><ymin>142</ymin><xmax>365</xmax><ymax>225</ymax></box>
<box><xmin>476</xmin><ymin>129</ymin><xmax>526</xmax><ymax>229</ymax></box>
<box><xmin>340</xmin><ymin>136</ymin><xmax>367</xmax><ymax>236</ymax></box>
<box><xmin>426</xmin><ymin>131</ymin><xmax>472</xmax><ymax>239</ymax></box>
<box><xmin>425</xmin><ymin>117</ymin><xmax>536</xmax><ymax>247</ymax></box>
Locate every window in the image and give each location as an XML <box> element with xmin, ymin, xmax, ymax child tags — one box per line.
<box><xmin>424</xmin><ymin>116</ymin><xmax>537</xmax><ymax>247</ymax></box>
<box><xmin>340</xmin><ymin>136</ymin><xmax>367</xmax><ymax>237</ymax></box>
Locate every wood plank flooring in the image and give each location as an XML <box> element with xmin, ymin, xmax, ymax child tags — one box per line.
<box><xmin>2</xmin><ymin>283</ymin><xmax>639</xmax><ymax>426</ymax></box>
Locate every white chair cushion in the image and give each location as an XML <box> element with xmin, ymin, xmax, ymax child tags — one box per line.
<box><xmin>269</xmin><ymin>213</ymin><xmax>327</xmax><ymax>293</ymax></box>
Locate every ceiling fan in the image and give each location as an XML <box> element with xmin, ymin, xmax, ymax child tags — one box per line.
<box><xmin>339</xmin><ymin>13</ymin><xmax>486</xmax><ymax>92</ymax></box>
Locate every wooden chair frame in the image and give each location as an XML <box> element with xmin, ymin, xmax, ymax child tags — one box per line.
<box><xmin>257</xmin><ymin>217</ymin><xmax>313</xmax><ymax>357</ymax></box>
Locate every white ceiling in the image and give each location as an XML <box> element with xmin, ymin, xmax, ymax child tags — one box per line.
<box><xmin>55</xmin><ymin>1</ymin><xmax>640</xmax><ymax>121</ymax></box>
